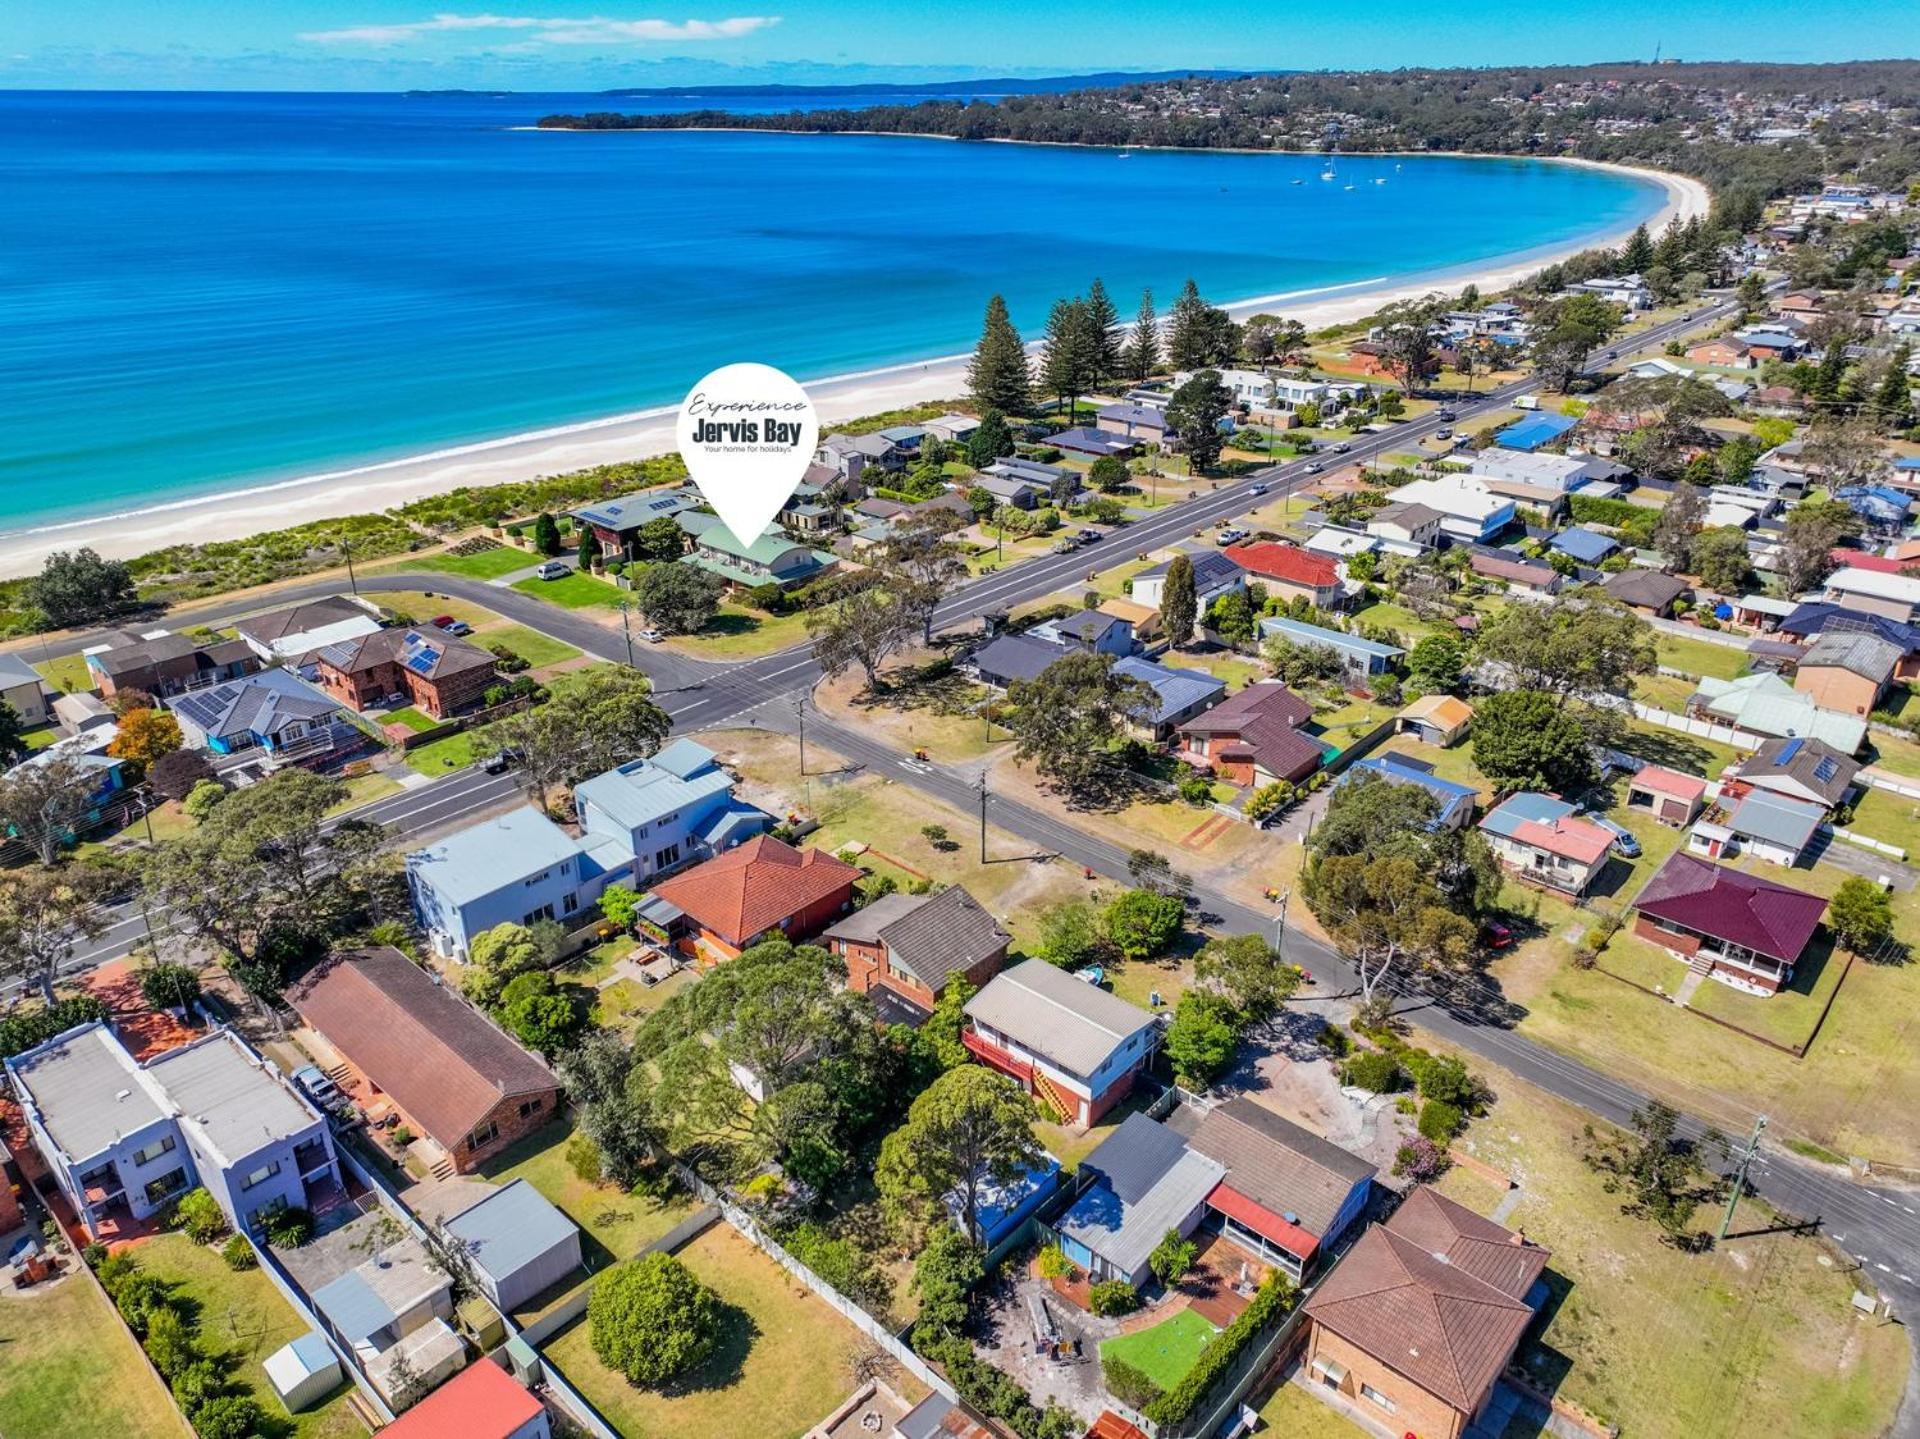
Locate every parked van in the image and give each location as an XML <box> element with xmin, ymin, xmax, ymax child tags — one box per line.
<box><xmin>1514</xmin><ymin>394</ymin><xmax>1541</xmax><ymax>411</ymax></box>
<box><xmin>535</xmin><ymin>559</ymin><xmax>570</xmax><ymax>580</ymax></box>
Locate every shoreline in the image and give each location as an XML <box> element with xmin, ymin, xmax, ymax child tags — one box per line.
<box><xmin>0</xmin><ymin>155</ymin><xmax>1706</xmax><ymax>580</ymax></box>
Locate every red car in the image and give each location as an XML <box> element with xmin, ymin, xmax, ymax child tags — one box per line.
<box><xmin>1480</xmin><ymin>922</ymin><xmax>1514</xmax><ymax>951</ymax></box>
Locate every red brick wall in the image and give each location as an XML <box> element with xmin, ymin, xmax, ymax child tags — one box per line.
<box><xmin>0</xmin><ymin>1173</ymin><xmax>23</xmax><ymax>1235</ymax></box>
<box><xmin>779</xmin><ymin>885</ymin><xmax>857</xmax><ymax>943</ymax></box>
<box><xmin>451</xmin><ymin>1086</ymin><xmax>561</xmax><ymax>1173</ymax></box>
<box><xmin>1635</xmin><ymin>913</ymin><xmax>1700</xmax><ymax>958</ymax></box>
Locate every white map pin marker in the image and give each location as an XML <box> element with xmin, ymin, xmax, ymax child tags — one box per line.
<box><xmin>676</xmin><ymin>362</ymin><xmax>820</xmax><ymax>550</ymax></box>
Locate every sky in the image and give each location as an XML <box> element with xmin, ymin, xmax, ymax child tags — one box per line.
<box><xmin>2</xmin><ymin>0</ymin><xmax>1916</xmax><ymax>91</ymax></box>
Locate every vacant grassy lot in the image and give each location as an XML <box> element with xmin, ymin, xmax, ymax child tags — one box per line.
<box><xmin>368</xmin><ymin>589</ymin><xmax>501</xmax><ymax>631</ymax></box>
<box><xmin>1430</xmin><ymin>1063</ymin><xmax>1906</xmax><ymax>1439</ymax></box>
<box><xmin>702</xmin><ymin>727</ymin><xmax>1102</xmax><ymax>958</ymax></box>
<box><xmin>31</xmin><ymin>651</ymin><xmax>93</xmax><ymax>694</ymax></box>
<box><xmin>1656</xmin><ymin>631</ymin><xmax>1749</xmax><ymax>682</ymax></box>
<box><xmin>1099</xmin><ymin>1308</ymin><xmax>1219</xmax><ymax>1391</ymax></box>
<box><xmin>658</xmin><ymin>603</ymin><xmax>812</xmax><ymax>661</ymax></box>
<box><xmin>482</xmin><ymin>1118</ymin><xmax>699</xmax><ymax>1271</ymax></box>
<box><xmin>485</xmin><ymin>622</ymin><xmax>582</xmax><ymax>668</ymax></box>
<box><xmin>137</xmin><ymin>1233</ymin><xmax>363</xmax><ymax>1439</ymax></box>
<box><xmin>0</xmin><ymin>1274</ymin><xmax>189</xmax><ymax>1439</ymax></box>
<box><xmin>511</xmin><ymin>571</ymin><xmax>624</xmax><ymax>609</ymax></box>
<box><xmin>543</xmin><ymin>1223</ymin><xmax>863</xmax><ymax>1439</ymax></box>
<box><xmin>401</xmin><ymin>544</ymin><xmax>539</xmax><ymax>580</ymax></box>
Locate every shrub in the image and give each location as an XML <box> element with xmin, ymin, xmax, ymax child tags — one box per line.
<box><xmin>191</xmin><ymin>1395</ymin><xmax>267</xmax><ymax>1439</ymax></box>
<box><xmin>1314</xmin><ymin>1025</ymin><xmax>1351</xmax><ymax>1058</ymax></box>
<box><xmin>174</xmin><ymin>1187</ymin><xmax>229</xmax><ymax>1245</ymax></box>
<box><xmin>262</xmin><ymin>1205</ymin><xmax>314</xmax><ymax>1248</ymax></box>
<box><xmin>392</xmin><ymin>1125</ymin><xmax>414</xmax><ymax>1146</ymax></box>
<box><xmin>95</xmin><ymin>1250</ymin><xmax>141</xmax><ymax>1298</ymax></box>
<box><xmin>1175</xmin><ymin>770</ymin><xmax>1214</xmax><ymax>806</ymax></box>
<box><xmin>221</xmin><ymin>1235</ymin><xmax>258</xmax><ymax>1271</ymax></box>
<box><xmin>1405</xmin><ymin>1052</ymin><xmax>1479</xmax><ymax>1110</ymax></box>
<box><xmin>1148</xmin><ymin>1227</ymin><xmax>1198</xmax><ymax>1287</ymax></box>
<box><xmin>1036</xmin><ymin>1244</ymin><xmax>1078</xmax><ymax>1281</ymax></box>
<box><xmin>1418</xmin><ymin>1098</ymin><xmax>1464</xmax><ymax>1144</ymax></box>
<box><xmin>1339</xmin><ymin>1049</ymin><xmax>1406</xmax><ymax>1094</ymax></box>
<box><xmin>1102</xmin><ymin>1356</ymin><xmax>1163</xmax><ymax>1410</ymax></box>
<box><xmin>143</xmin><ymin>1305</ymin><xmax>200</xmax><ymax>1381</ymax></box>
<box><xmin>170</xmin><ymin>1359</ymin><xmax>224</xmax><ymax>1418</ymax></box>
<box><xmin>0</xmin><ymin>994</ymin><xmax>109</xmax><ymax>1061</ymax></box>
<box><xmin>140</xmin><ymin>963</ymin><xmax>203</xmax><ymax>1012</ymax></box>
<box><xmin>1088</xmin><ymin>1279</ymin><xmax>1140</xmax><ymax>1316</ymax></box>
<box><xmin>1392</xmin><ymin>1136</ymin><xmax>1454</xmax><ymax>1183</ymax></box>
<box><xmin>588</xmin><ymin>1251</ymin><xmax>725</xmax><ymax>1389</ymax></box>
<box><xmin>114</xmin><ymin>1273</ymin><xmax>175</xmax><ymax>1337</ymax></box>
<box><xmin>82</xmin><ymin>1241</ymin><xmax>107</xmax><ymax>1269</ymax></box>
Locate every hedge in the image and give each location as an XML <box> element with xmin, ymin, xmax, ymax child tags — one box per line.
<box><xmin>1144</xmin><ymin>1274</ymin><xmax>1295</xmax><ymax>1428</ymax></box>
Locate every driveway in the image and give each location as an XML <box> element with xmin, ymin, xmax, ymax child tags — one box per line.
<box><xmin>1804</xmin><ymin>828</ymin><xmax>1915</xmax><ymax>890</ymax></box>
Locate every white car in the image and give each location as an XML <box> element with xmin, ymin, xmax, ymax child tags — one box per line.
<box><xmin>637</xmin><ymin>628</ymin><xmax>665</xmax><ymax>643</ymax></box>
<box><xmin>535</xmin><ymin>559</ymin><xmax>570</xmax><ymax>580</ymax></box>
<box><xmin>1215</xmin><ymin>528</ymin><xmax>1249</xmax><ymax>545</ymax></box>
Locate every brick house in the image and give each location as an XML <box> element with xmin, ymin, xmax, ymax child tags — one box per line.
<box><xmin>646</xmin><ymin>834</ymin><xmax>861</xmax><ymax>965</ymax></box>
<box><xmin>820</xmin><ymin>885</ymin><xmax>1010</xmax><ymax>1020</ymax></box>
<box><xmin>1227</xmin><ymin>542</ymin><xmax>1343</xmax><ymax>609</ymax></box>
<box><xmin>1302</xmin><ymin>1186</ymin><xmax>1549</xmax><ymax>1439</ymax></box>
<box><xmin>1175</xmin><ymin>682</ymin><xmax>1324</xmax><ymax>787</ymax></box>
<box><xmin>1630</xmin><ymin>851</ymin><xmax>1827</xmax><ymax>995</ymax></box>
<box><xmin>1792</xmin><ymin>631</ymin><xmax>1901</xmax><ymax>718</ymax></box>
<box><xmin>287</xmin><ymin>948</ymin><xmax>559</xmax><ymax>1174</ymax></box>
<box><xmin>310</xmin><ymin>627</ymin><xmax>499</xmax><ymax>719</ymax></box>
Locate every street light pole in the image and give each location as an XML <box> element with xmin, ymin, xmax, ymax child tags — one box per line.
<box><xmin>977</xmin><ymin>772</ymin><xmax>988</xmax><ymax>865</ymax></box>
<box><xmin>617</xmin><ymin>601</ymin><xmax>635</xmax><ymax>669</ymax></box>
<box><xmin>795</xmin><ymin>694</ymin><xmax>807</xmax><ymax>777</ymax></box>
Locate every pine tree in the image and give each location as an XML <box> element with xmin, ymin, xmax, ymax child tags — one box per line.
<box><xmin>1124</xmin><ymin>289</ymin><xmax>1161</xmax><ymax>380</ymax></box>
<box><xmin>966</xmin><ymin>409</ymin><xmax>1015</xmax><ymax>469</ymax></box>
<box><xmin>1874</xmin><ymin>347</ymin><xmax>1915</xmax><ymax>431</ymax></box>
<box><xmin>1085</xmin><ymin>278</ymin><xmax>1124</xmax><ymax>386</ymax></box>
<box><xmin>1162</xmin><ymin>553</ymin><xmax>1197</xmax><ymax>648</ymax></box>
<box><xmin>1039</xmin><ymin>297</ymin><xmax>1099</xmax><ymax>420</ymax></box>
<box><xmin>1166</xmin><ymin>279</ymin><xmax>1213</xmax><ymax>372</ymax></box>
<box><xmin>1621</xmin><ymin>223</ymin><xmax>1654</xmax><ymax>274</ymax></box>
<box><xmin>967</xmin><ymin>295</ymin><xmax>1031</xmax><ymax>416</ymax></box>
<box><xmin>1811</xmin><ymin>340</ymin><xmax>1848</xmax><ymax>409</ymax></box>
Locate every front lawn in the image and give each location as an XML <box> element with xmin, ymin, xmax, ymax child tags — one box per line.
<box><xmin>481</xmin><ymin>1118</ymin><xmax>698</xmax><ymax>1269</ymax></box>
<box><xmin>0</xmin><ymin>1274</ymin><xmax>189</xmax><ymax>1439</ymax></box>
<box><xmin>542</xmin><ymin>1222</ymin><xmax>864</xmax><ymax>1439</ymax></box>
<box><xmin>136</xmin><ymin>1233</ymin><xmax>363</xmax><ymax>1439</ymax></box>
<box><xmin>511</xmin><ymin>571</ymin><xmax>625</xmax><ymax>609</ymax></box>
<box><xmin>1255</xmin><ymin>1381</ymin><xmax>1371</xmax><ymax>1437</ymax></box>
<box><xmin>405</xmin><ymin>730</ymin><xmax>483</xmax><ymax>775</ymax></box>
<box><xmin>407</xmin><ymin>544</ymin><xmax>540</xmax><ymax>580</ymax></box>
<box><xmin>1098</xmin><ymin>1308</ymin><xmax>1219</xmax><ymax>1392</ymax></box>
<box><xmin>661</xmin><ymin>605</ymin><xmax>812</xmax><ymax>661</ymax></box>
<box><xmin>383</xmin><ymin>706</ymin><xmax>440</xmax><ymax>733</ymax></box>
<box><xmin>1429</xmin><ymin>1060</ymin><xmax>1907</xmax><ymax>1439</ymax></box>
<box><xmin>484</xmin><ymin>623</ymin><xmax>582</xmax><ymax>668</ymax></box>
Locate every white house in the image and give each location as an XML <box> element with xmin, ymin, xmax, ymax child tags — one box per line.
<box><xmin>1130</xmin><ymin>549</ymin><xmax>1245</xmax><ymax>612</ymax></box>
<box><xmin>1382</xmin><ymin>476</ymin><xmax>1516</xmax><ymax>544</ymax></box>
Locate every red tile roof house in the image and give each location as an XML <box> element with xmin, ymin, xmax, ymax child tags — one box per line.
<box><xmin>1302</xmin><ymin>1186</ymin><xmax>1549</xmax><ymax>1439</ymax></box>
<box><xmin>287</xmin><ymin>947</ymin><xmax>560</xmax><ymax>1175</ymax></box>
<box><xmin>1227</xmin><ymin>542</ymin><xmax>1344</xmax><ymax>609</ymax></box>
<box><xmin>645</xmin><ymin>834</ymin><xmax>861</xmax><ymax>966</ymax></box>
<box><xmin>309</xmin><ymin>627</ymin><xmax>500</xmax><ymax>719</ymax></box>
<box><xmin>1478</xmin><ymin>793</ymin><xmax>1615</xmax><ymax>897</ymax></box>
<box><xmin>1175</xmin><ymin>682</ymin><xmax>1326</xmax><ymax>787</ymax></box>
<box><xmin>1630</xmin><ymin>851</ymin><xmax>1828</xmax><ymax>995</ymax></box>
<box><xmin>1623</xmin><ymin>764</ymin><xmax>1709</xmax><ymax>826</ymax></box>
<box><xmin>820</xmin><ymin>884</ymin><xmax>1010</xmax><ymax>1022</ymax></box>
<box><xmin>377</xmin><ymin>1355</ymin><xmax>550</xmax><ymax>1439</ymax></box>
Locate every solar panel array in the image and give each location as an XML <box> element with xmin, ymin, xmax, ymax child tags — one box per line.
<box><xmin>399</xmin><ymin>631</ymin><xmax>440</xmax><ymax>677</ymax></box>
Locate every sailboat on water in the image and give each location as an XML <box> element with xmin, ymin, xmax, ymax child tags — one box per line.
<box><xmin>1320</xmin><ymin>153</ymin><xmax>1337</xmax><ymax>181</ymax></box>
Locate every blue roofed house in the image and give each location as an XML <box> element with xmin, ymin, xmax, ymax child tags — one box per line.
<box><xmin>409</xmin><ymin>739</ymin><xmax>771</xmax><ymax>958</ymax></box>
<box><xmin>1112</xmin><ymin>656</ymin><xmax>1227</xmax><ymax>740</ymax></box>
<box><xmin>167</xmin><ymin>669</ymin><xmax>361</xmax><ymax>764</ymax></box>
<box><xmin>1494</xmin><ymin>412</ymin><xmax>1580</xmax><ymax>451</ymax></box>
<box><xmin>1834</xmin><ymin>485</ymin><xmax>1913</xmax><ymax>531</ymax></box>
<box><xmin>1048</xmin><ymin>427</ymin><xmax>1141</xmax><ymax>459</ymax></box>
<box><xmin>1258</xmin><ymin>615</ymin><xmax>1404</xmax><ymax>680</ymax></box>
<box><xmin>1051</xmin><ymin>1112</ymin><xmax>1225</xmax><ymax>1290</ymax></box>
<box><xmin>1344</xmin><ymin>753</ymin><xmax>1477</xmax><ymax>829</ymax></box>
<box><xmin>1549</xmin><ymin>526</ymin><xmax>1620</xmax><ymax>565</ymax></box>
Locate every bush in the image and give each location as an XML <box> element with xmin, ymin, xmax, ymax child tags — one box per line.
<box><xmin>191</xmin><ymin>1395</ymin><xmax>267</xmax><ymax>1439</ymax></box>
<box><xmin>114</xmin><ymin>1273</ymin><xmax>175</xmax><ymax>1337</ymax></box>
<box><xmin>1088</xmin><ymin>1279</ymin><xmax>1140</xmax><ymax>1316</ymax></box>
<box><xmin>1418</xmin><ymin>1098</ymin><xmax>1464</xmax><ymax>1144</ymax></box>
<box><xmin>262</xmin><ymin>1205</ymin><xmax>314</xmax><ymax>1248</ymax></box>
<box><xmin>588</xmin><ymin>1251</ymin><xmax>725</xmax><ymax>1389</ymax></box>
<box><xmin>1404</xmin><ymin>1052</ymin><xmax>1479</xmax><ymax>1110</ymax></box>
<box><xmin>95</xmin><ymin>1250</ymin><xmax>141</xmax><ymax>1298</ymax></box>
<box><xmin>1339</xmin><ymin>1049</ymin><xmax>1406</xmax><ymax>1094</ymax></box>
<box><xmin>1148</xmin><ymin>1227</ymin><xmax>1198</xmax><ymax>1287</ymax></box>
<box><xmin>1392</xmin><ymin>1136</ymin><xmax>1454</xmax><ymax>1183</ymax></box>
<box><xmin>141</xmin><ymin>963</ymin><xmax>204</xmax><ymax>1013</ymax></box>
<box><xmin>1037</xmin><ymin>1244</ymin><xmax>1078</xmax><ymax>1281</ymax></box>
<box><xmin>142</xmin><ymin>1305</ymin><xmax>200</xmax><ymax>1381</ymax></box>
<box><xmin>221</xmin><ymin>1235</ymin><xmax>258</xmax><ymax>1271</ymax></box>
<box><xmin>170</xmin><ymin>1359</ymin><xmax>224</xmax><ymax>1418</ymax></box>
<box><xmin>174</xmin><ymin>1187</ymin><xmax>229</xmax><ymax>1245</ymax></box>
<box><xmin>1102</xmin><ymin>1356</ymin><xmax>1163</xmax><ymax>1410</ymax></box>
<box><xmin>82</xmin><ymin>1241</ymin><xmax>107</xmax><ymax>1269</ymax></box>
<box><xmin>0</xmin><ymin>994</ymin><xmax>109</xmax><ymax>1061</ymax></box>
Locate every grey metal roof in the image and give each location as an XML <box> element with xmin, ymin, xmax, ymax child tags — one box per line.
<box><xmin>1081</xmin><ymin>1111</ymin><xmax>1190</xmax><ymax>1204</ymax></box>
<box><xmin>146</xmin><ymin>1031</ymin><xmax>323</xmax><ymax>1165</ymax></box>
<box><xmin>1059</xmin><ymin>1119</ymin><xmax>1224</xmax><ymax>1279</ymax></box>
<box><xmin>6</xmin><ymin>1024</ymin><xmax>165</xmax><ymax>1161</ymax></box>
<box><xmin>1724</xmin><ymin>790</ymin><xmax>1825</xmax><ymax>850</ymax></box>
<box><xmin>572</xmin><ymin>746</ymin><xmax>735</xmax><ymax>834</ymax></box>
<box><xmin>312</xmin><ymin>1269</ymin><xmax>395</xmax><ymax>1345</ymax></box>
<box><xmin>1800</xmin><ymin>629</ymin><xmax>1902</xmax><ymax>683</ymax></box>
<box><xmin>406</xmin><ymin>805</ymin><xmax>583</xmax><ymax>908</ymax></box>
<box><xmin>969</xmin><ymin>633</ymin><xmax>1070</xmax><ymax>686</ymax></box>
<box><xmin>0</xmin><ymin>651</ymin><xmax>41</xmax><ymax>686</ymax></box>
<box><xmin>442</xmin><ymin>1178</ymin><xmax>580</xmax><ymax>1287</ymax></box>
<box><xmin>1111</xmin><ymin>657</ymin><xmax>1225</xmax><ymax>726</ymax></box>
<box><xmin>964</xmin><ymin>960</ymin><xmax>1156</xmax><ymax>1079</ymax></box>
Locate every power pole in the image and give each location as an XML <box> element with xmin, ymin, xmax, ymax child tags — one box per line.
<box><xmin>616</xmin><ymin>601</ymin><xmax>635</xmax><ymax>669</ymax></box>
<box><xmin>977</xmin><ymin>772</ymin><xmax>988</xmax><ymax>864</ymax></box>
<box><xmin>342</xmin><ymin>541</ymin><xmax>359</xmax><ymax>594</ymax></box>
<box><xmin>1717</xmin><ymin>1114</ymin><xmax>1769</xmax><ymax>1242</ymax></box>
<box><xmin>1271</xmin><ymin>887</ymin><xmax>1290</xmax><ymax>959</ymax></box>
<box><xmin>794</xmin><ymin>693</ymin><xmax>807</xmax><ymax>777</ymax></box>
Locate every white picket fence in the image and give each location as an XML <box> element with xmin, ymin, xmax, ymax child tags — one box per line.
<box><xmin>1630</xmin><ymin>702</ymin><xmax>1761</xmax><ymax>752</ymax></box>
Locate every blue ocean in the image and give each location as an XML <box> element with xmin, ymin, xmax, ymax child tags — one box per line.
<box><xmin>0</xmin><ymin>90</ymin><xmax>1665</xmax><ymax>534</ymax></box>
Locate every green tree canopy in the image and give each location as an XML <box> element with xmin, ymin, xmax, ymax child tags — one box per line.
<box><xmin>876</xmin><ymin>1065</ymin><xmax>1041</xmax><ymax>1243</ymax></box>
<box><xmin>588</xmin><ymin>1251</ymin><xmax>726</xmax><ymax>1388</ymax></box>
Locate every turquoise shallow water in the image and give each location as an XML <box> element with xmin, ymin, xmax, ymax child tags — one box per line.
<box><xmin>0</xmin><ymin>90</ymin><xmax>1665</xmax><ymax>534</ymax></box>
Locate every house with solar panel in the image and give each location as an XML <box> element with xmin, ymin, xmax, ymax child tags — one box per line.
<box><xmin>309</xmin><ymin>626</ymin><xmax>499</xmax><ymax>719</ymax></box>
<box><xmin>570</xmin><ymin>486</ymin><xmax>702</xmax><ymax>562</ymax></box>
<box><xmin>168</xmin><ymin>669</ymin><xmax>362</xmax><ymax>766</ymax></box>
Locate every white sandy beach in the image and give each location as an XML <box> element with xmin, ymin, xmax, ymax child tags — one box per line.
<box><xmin>0</xmin><ymin>159</ymin><xmax>1708</xmax><ymax>579</ymax></box>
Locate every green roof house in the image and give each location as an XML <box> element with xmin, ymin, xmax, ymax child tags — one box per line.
<box><xmin>683</xmin><ymin>523</ymin><xmax>836</xmax><ymax>590</ymax></box>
